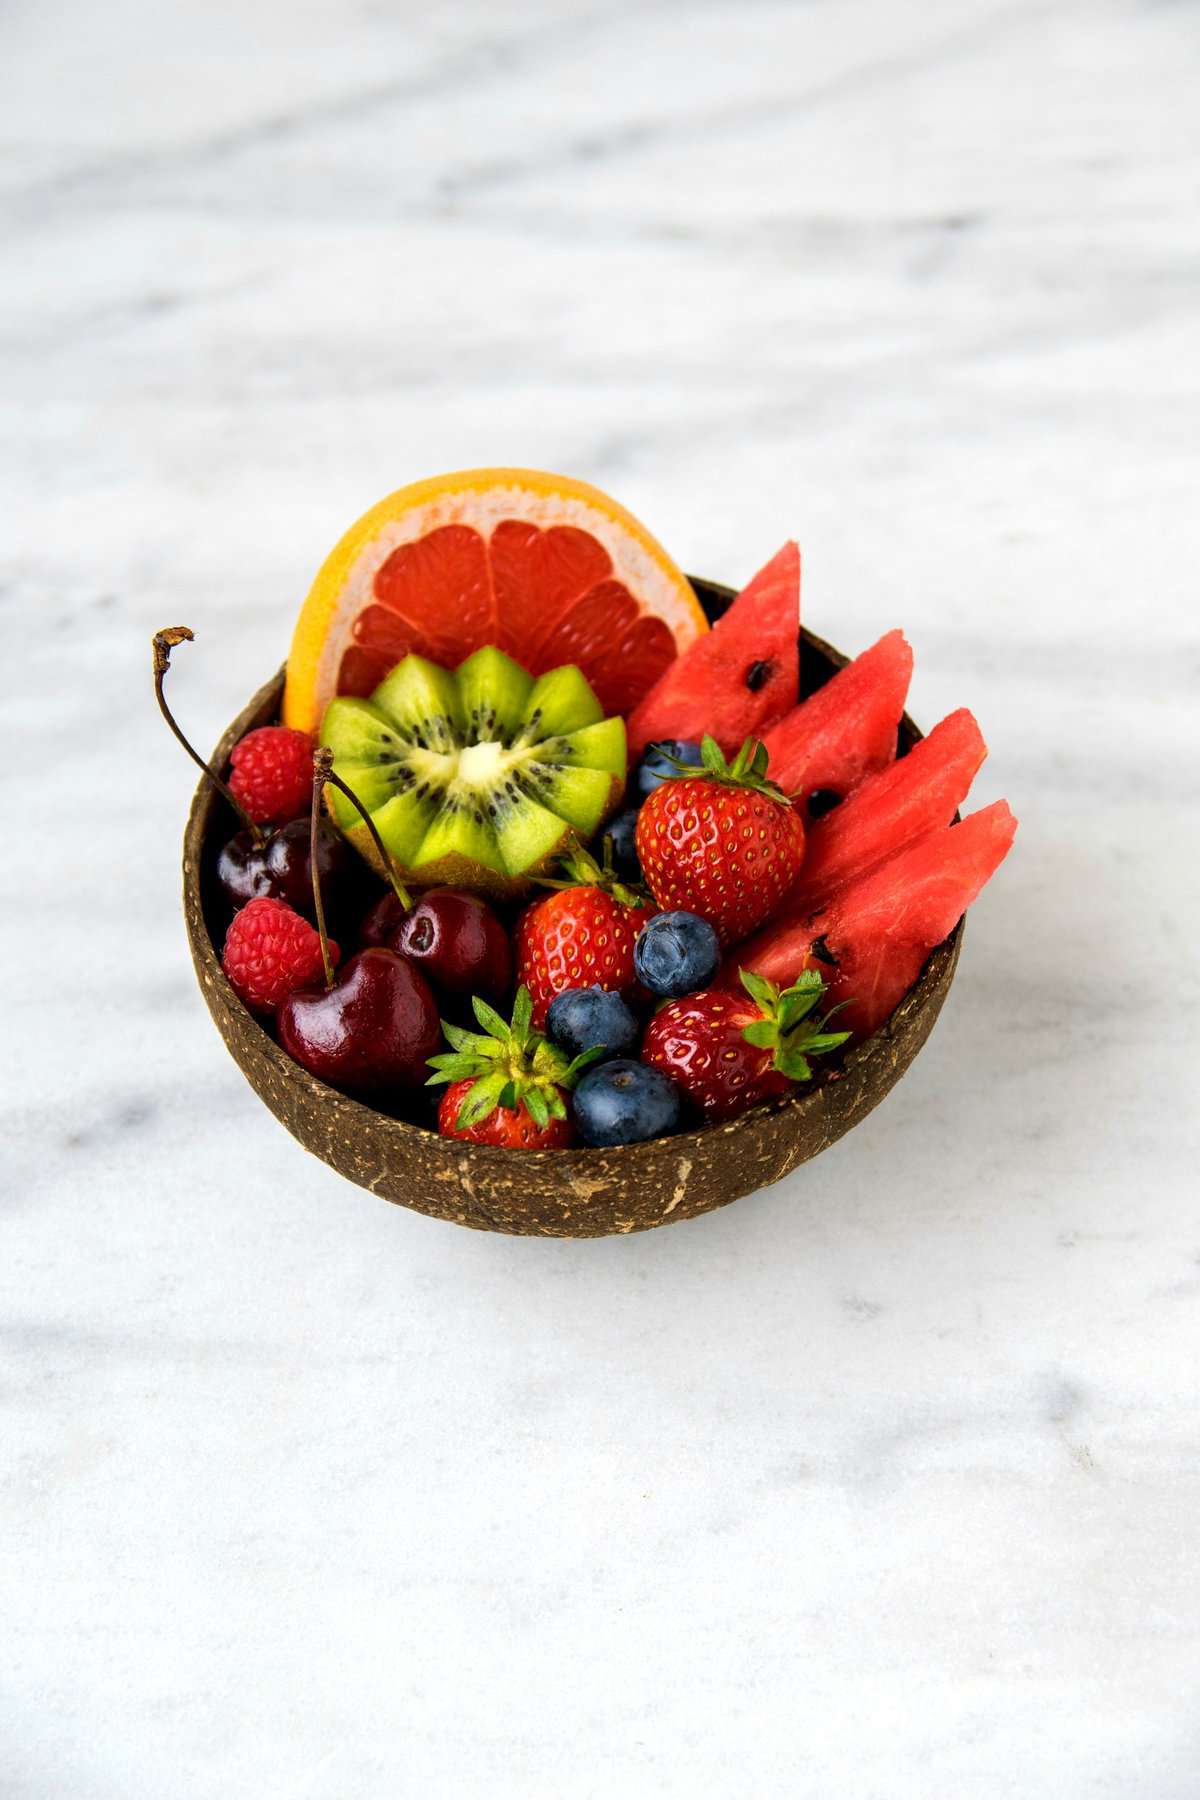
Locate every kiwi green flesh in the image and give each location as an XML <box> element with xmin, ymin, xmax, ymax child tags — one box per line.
<box><xmin>320</xmin><ymin>651</ymin><xmax>627</xmax><ymax>888</ymax></box>
<box><xmin>456</xmin><ymin>646</ymin><xmax>532</xmax><ymax>744</ymax></box>
<box><xmin>518</xmin><ymin>665</ymin><xmax>603</xmax><ymax>740</ymax></box>
<box><xmin>372</xmin><ymin>655</ymin><xmax>462</xmax><ymax>751</ymax></box>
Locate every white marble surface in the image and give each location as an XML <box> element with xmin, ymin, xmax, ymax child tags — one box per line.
<box><xmin>4</xmin><ymin>0</ymin><xmax>1199</xmax><ymax>1793</ymax></box>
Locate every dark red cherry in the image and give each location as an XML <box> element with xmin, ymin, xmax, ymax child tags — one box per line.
<box><xmin>216</xmin><ymin>828</ymin><xmax>266</xmax><ymax>909</ymax></box>
<box><xmin>277</xmin><ymin>948</ymin><xmax>440</xmax><ymax>1092</ymax></box>
<box><xmin>260</xmin><ymin>817</ymin><xmax>353</xmax><ymax>919</ymax></box>
<box><xmin>394</xmin><ymin>888</ymin><xmax>512</xmax><ymax>1001</ymax></box>
<box><xmin>216</xmin><ymin>818</ymin><xmax>352</xmax><ymax>923</ymax></box>
<box><xmin>359</xmin><ymin>890</ymin><xmax>408</xmax><ymax>949</ymax></box>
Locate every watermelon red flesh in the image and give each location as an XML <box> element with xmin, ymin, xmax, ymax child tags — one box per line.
<box><xmin>759</xmin><ymin>629</ymin><xmax>913</xmax><ymax>804</ymax></box>
<box><xmin>626</xmin><ymin>542</ymin><xmax>800</xmax><ymax>759</ymax></box>
<box><xmin>784</xmin><ymin>707</ymin><xmax>987</xmax><ymax>914</ymax></box>
<box><xmin>731</xmin><ymin>800</ymin><xmax>1017</xmax><ymax>1040</ymax></box>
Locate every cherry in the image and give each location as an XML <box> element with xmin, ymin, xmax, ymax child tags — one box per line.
<box><xmin>394</xmin><ymin>888</ymin><xmax>512</xmax><ymax>1001</ymax></box>
<box><xmin>275</xmin><ymin>749</ymin><xmax>439</xmax><ymax>1093</ymax></box>
<box><xmin>278</xmin><ymin>948</ymin><xmax>439</xmax><ymax>1091</ymax></box>
<box><xmin>215</xmin><ymin>828</ymin><xmax>266</xmax><ymax>910</ymax></box>
<box><xmin>359</xmin><ymin>890</ymin><xmax>408</xmax><ymax>949</ymax></box>
<box><xmin>215</xmin><ymin>815</ymin><xmax>354</xmax><ymax>922</ymax></box>
<box><xmin>151</xmin><ymin>627</ymin><xmax>358</xmax><ymax>924</ymax></box>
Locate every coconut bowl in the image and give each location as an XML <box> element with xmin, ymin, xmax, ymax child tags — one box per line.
<box><xmin>183</xmin><ymin>578</ymin><xmax>962</xmax><ymax>1237</ymax></box>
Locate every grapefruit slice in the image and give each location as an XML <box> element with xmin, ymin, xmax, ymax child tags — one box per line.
<box><xmin>282</xmin><ymin>469</ymin><xmax>707</xmax><ymax>735</ymax></box>
<box><xmin>625</xmin><ymin>542</ymin><xmax>801</xmax><ymax>760</ymax></box>
<box><xmin>760</xmin><ymin>629</ymin><xmax>913</xmax><ymax>808</ymax></box>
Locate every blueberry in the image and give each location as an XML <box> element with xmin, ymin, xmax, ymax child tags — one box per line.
<box><xmin>635</xmin><ymin>739</ymin><xmax>704</xmax><ymax>799</ymax></box>
<box><xmin>634</xmin><ymin>911</ymin><xmax>721</xmax><ymax>998</ymax></box>
<box><xmin>572</xmin><ymin>1059</ymin><xmax>683</xmax><ymax>1146</ymax></box>
<box><xmin>547</xmin><ymin>986</ymin><xmax>640</xmax><ymax>1062</ymax></box>
<box><xmin>602</xmin><ymin>806</ymin><xmax>642</xmax><ymax>880</ymax></box>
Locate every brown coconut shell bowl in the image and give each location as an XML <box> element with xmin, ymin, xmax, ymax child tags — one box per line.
<box><xmin>183</xmin><ymin>578</ymin><xmax>962</xmax><ymax>1237</ymax></box>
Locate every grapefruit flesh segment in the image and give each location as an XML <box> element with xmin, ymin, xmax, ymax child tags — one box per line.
<box><xmin>785</xmin><ymin>707</ymin><xmax>987</xmax><ymax>913</ymax></box>
<box><xmin>371</xmin><ymin>525</ymin><xmax>495</xmax><ymax>665</ymax></box>
<box><xmin>346</xmin><ymin>527</ymin><xmax>671</xmax><ymax>718</ymax></box>
<box><xmin>283</xmin><ymin>469</ymin><xmax>706</xmax><ymax>736</ymax></box>
<box><xmin>535</xmin><ymin>579</ymin><xmax>678</xmax><ymax>715</ymax></box>
<box><xmin>626</xmin><ymin>541</ymin><xmax>800</xmax><ymax>760</ymax></box>
<box><xmin>490</xmin><ymin>520</ymin><xmax>612</xmax><ymax>659</ymax></box>
<box><xmin>760</xmin><ymin>629</ymin><xmax>913</xmax><ymax>803</ymax></box>
<box><xmin>732</xmin><ymin>800</ymin><xmax>1017</xmax><ymax>1039</ymax></box>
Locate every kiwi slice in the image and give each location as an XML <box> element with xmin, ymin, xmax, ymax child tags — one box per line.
<box><xmin>320</xmin><ymin>648</ymin><xmax>627</xmax><ymax>896</ymax></box>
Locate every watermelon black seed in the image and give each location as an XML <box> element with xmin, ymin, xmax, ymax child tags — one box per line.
<box><xmin>744</xmin><ymin>659</ymin><xmax>774</xmax><ymax>691</ymax></box>
<box><xmin>807</xmin><ymin>788</ymin><xmax>842</xmax><ymax>819</ymax></box>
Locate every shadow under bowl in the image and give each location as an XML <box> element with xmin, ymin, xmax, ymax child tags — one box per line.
<box><xmin>183</xmin><ymin>578</ymin><xmax>961</xmax><ymax>1237</ymax></box>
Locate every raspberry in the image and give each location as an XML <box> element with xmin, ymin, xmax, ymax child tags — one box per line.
<box><xmin>228</xmin><ymin>726</ymin><xmax>314</xmax><ymax>825</ymax></box>
<box><xmin>221</xmin><ymin>897</ymin><xmax>338</xmax><ymax>1014</ymax></box>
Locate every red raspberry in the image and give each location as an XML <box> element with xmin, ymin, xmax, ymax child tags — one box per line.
<box><xmin>228</xmin><ymin>726</ymin><xmax>314</xmax><ymax>825</ymax></box>
<box><xmin>221</xmin><ymin>897</ymin><xmax>338</xmax><ymax>1014</ymax></box>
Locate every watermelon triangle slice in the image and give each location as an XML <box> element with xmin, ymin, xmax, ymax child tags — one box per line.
<box><xmin>626</xmin><ymin>542</ymin><xmax>800</xmax><ymax>759</ymax></box>
<box><xmin>784</xmin><ymin>707</ymin><xmax>987</xmax><ymax>913</ymax></box>
<box><xmin>732</xmin><ymin>800</ymin><xmax>1017</xmax><ymax>1040</ymax></box>
<box><xmin>759</xmin><ymin>628</ymin><xmax>912</xmax><ymax>806</ymax></box>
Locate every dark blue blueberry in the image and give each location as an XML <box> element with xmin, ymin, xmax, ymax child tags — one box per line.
<box><xmin>603</xmin><ymin>806</ymin><xmax>642</xmax><ymax>880</ymax></box>
<box><xmin>572</xmin><ymin>1059</ymin><xmax>683</xmax><ymax>1147</ymax></box>
<box><xmin>633</xmin><ymin>911</ymin><xmax>721</xmax><ymax>998</ymax></box>
<box><xmin>634</xmin><ymin>739</ymin><xmax>704</xmax><ymax>800</ymax></box>
<box><xmin>546</xmin><ymin>986</ymin><xmax>640</xmax><ymax>1062</ymax></box>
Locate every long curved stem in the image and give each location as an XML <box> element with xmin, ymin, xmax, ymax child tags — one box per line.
<box><xmin>322</xmin><ymin>763</ymin><xmax>412</xmax><ymax>914</ymax></box>
<box><xmin>151</xmin><ymin>627</ymin><xmax>264</xmax><ymax>846</ymax></box>
<box><xmin>309</xmin><ymin>750</ymin><xmax>337</xmax><ymax>989</ymax></box>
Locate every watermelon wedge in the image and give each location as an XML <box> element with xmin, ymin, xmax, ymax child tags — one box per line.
<box><xmin>626</xmin><ymin>542</ymin><xmax>800</xmax><ymax>759</ymax></box>
<box><xmin>784</xmin><ymin>707</ymin><xmax>987</xmax><ymax>913</ymax></box>
<box><xmin>759</xmin><ymin>629</ymin><xmax>912</xmax><ymax>808</ymax></box>
<box><xmin>732</xmin><ymin>800</ymin><xmax>1017</xmax><ymax>1040</ymax></box>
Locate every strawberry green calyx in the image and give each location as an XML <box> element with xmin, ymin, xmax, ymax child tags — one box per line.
<box><xmin>426</xmin><ymin>984</ymin><xmax>604</xmax><ymax>1132</ymax></box>
<box><xmin>737</xmin><ymin>968</ymin><xmax>853</xmax><ymax>1082</ymax></box>
<box><xmin>661</xmin><ymin>734</ymin><xmax>792</xmax><ymax>806</ymax></box>
<box><xmin>534</xmin><ymin>835</ymin><xmax>649</xmax><ymax>909</ymax></box>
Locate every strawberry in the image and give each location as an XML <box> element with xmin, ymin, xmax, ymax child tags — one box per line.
<box><xmin>635</xmin><ymin>737</ymin><xmax>806</xmax><ymax>945</ymax></box>
<box><xmin>221</xmin><ymin>895</ymin><xmax>339</xmax><ymax>1014</ymax></box>
<box><xmin>515</xmin><ymin>841</ymin><xmax>655</xmax><ymax>1029</ymax></box>
<box><xmin>228</xmin><ymin>725</ymin><xmax>314</xmax><ymax>825</ymax></box>
<box><xmin>427</xmin><ymin>986</ymin><xmax>602</xmax><ymax>1149</ymax></box>
<box><xmin>437</xmin><ymin>1082</ymin><xmax>573</xmax><ymax>1149</ymax></box>
<box><xmin>641</xmin><ymin>968</ymin><xmax>850</xmax><ymax>1122</ymax></box>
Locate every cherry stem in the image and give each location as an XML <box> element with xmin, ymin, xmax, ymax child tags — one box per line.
<box><xmin>151</xmin><ymin>627</ymin><xmax>265</xmax><ymax>847</ymax></box>
<box><xmin>309</xmin><ymin>751</ymin><xmax>337</xmax><ymax>990</ymax></box>
<box><xmin>321</xmin><ymin>760</ymin><xmax>412</xmax><ymax>914</ymax></box>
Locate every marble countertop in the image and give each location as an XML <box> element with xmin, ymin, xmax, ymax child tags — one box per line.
<box><xmin>4</xmin><ymin>1</ymin><xmax>1198</xmax><ymax>1793</ymax></box>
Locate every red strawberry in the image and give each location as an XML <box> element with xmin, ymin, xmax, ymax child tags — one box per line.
<box><xmin>221</xmin><ymin>895</ymin><xmax>339</xmax><ymax>1014</ymax></box>
<box><xmin>228</xmin><ymin>726</ymin><xmax>314</xmax><ymax>825</ymax></box>
<box><xmin>437</xmin><ymin>1082</ymin><xmax>572</xmax><ymax>1149</ymax></box>
<box><xmin>642</xmin><ymin>968</ymin><xmax>850</xmax><ymax>1122</ymax></box>
<box><xmin>635</xmin><ymin>736</ymin><xmax>806</xmax><ymax>945</ymax></box>
<box><xmin>515</xmin><ymin>842</ymin><xmax>655</xmax><ymax>1028</ymax></box>
<box><xmin>428</xmin><ymin>987</ymin><xmax>602</xmax><ymax>1149</ymax></box>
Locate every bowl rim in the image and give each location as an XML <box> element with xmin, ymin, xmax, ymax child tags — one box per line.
<box><xmin>183</xmin><ymin>588</ymin><xmax>962</xmax><ymax>1171</ymax></box>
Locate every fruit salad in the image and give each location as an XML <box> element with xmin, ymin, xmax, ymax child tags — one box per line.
<box><xmin>158</xmin><ymin>468</ymin><xmax>1016</xmax><ymax>1152</ymax></box>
